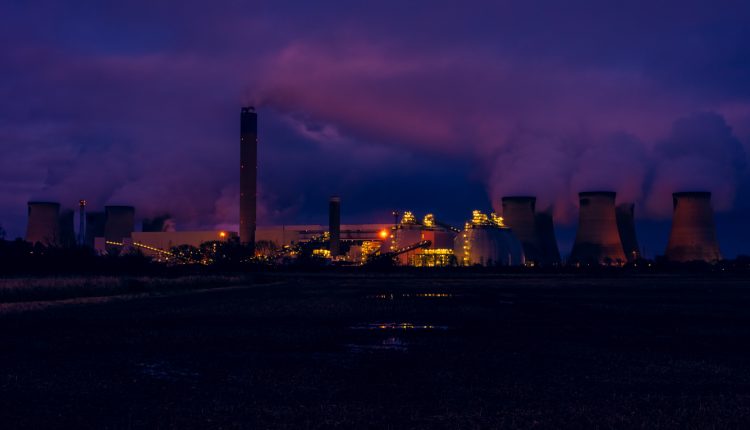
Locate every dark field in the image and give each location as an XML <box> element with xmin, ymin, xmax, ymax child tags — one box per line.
<box><xmin>2</xmin><ymin>273</ymin><xmax>750</xmax><ymax>429</ymax></box>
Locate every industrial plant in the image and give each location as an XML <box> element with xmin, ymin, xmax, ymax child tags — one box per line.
<box><xmin>20</xmin><ymin>108</ymin><xmax>726</xmax><ymax>267</ymax></box>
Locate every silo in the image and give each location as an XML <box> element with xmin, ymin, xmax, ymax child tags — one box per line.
<box><xmin>85</xmin><ymin>212</ymin><xmax>105</xmax><ymax>247</ymax></box>
<box><xmin>616</xmin><ymin>203</ymin><xmax>640</xmax><ymax>262</ymax></box>
<box><xmin>58</xmin><ymin>209</ymin><xmax>76</xmax><ymax>248</ymax></box>
<box><xmin>570</xmin><ymin>191</ymin><xmax>626</xmax><ymax>265</ymax></box>
<box><xmin>454</xmin><ymin>211</ymin><xmax>524</xmax><ymax>266</ymax></box>
<box><xmin>665</xmin><ymin>192</ymin><xmax>721</xmax><ymax>262</ymax></box>
<box><xmin>501</xmin><ymin>196</ymin><xmax>541</xmax><ymax>264</ymax></box>
<box><xmin>25</xmin><ymin>202</ymin><xmax>61</xmax><ymax>246</ymax></box>
<box><xmin>329</xmin><ymin>196</ymin><xmax>341</xmax><ymax>257</ymax></box>
<box><xmin>104</xmin><ymin>205</ymin><xmax>135</xmax><ymax>243</ymax></box>
<box><xmin>390</xmin><ymin>211</ymin><xmax>423</xmax><ymax>265</ymax></box>
<box><xmin>534</xmin><ymin>209</ymin><xmax>561</xmax><ymax>266</ymax></box>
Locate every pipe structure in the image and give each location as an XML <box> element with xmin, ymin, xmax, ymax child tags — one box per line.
<box><xmin>26</xmin><ymin>202</ymin><xmax>61</xmax><ymax>246</ymax></box>
<box><xmin>665</xmin><ymin>192</ymin><xmax>721</xmax><ymax>262</ymax></box>
<box><xmin>329</xmin><ymin>196</ymin><xmax>341</xmax><ymax>257</ymax></box>
<box><xmin>616</xmin><ymin>203</ymin><xmax>640</xmax><ymax>262</ymax></box>
<box><xmin>570</xmin><ymin>191</ymin><xmax>626</xmax><ymax>265</ymax></box>
<box><xmin>240</xmin><ymin>106</ymin><xmax>258</xmax><ymax>252</ymax></box>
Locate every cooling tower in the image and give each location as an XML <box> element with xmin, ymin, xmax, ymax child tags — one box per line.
<box><xmin>142</xmin><ymin>214</ymin><xmax>171</xmax><ymax>232</ymax></box>
<box><xmin>665</xmin><ymin>192</ymin><xmax>721</xmax><ymax>262</ymax></box>
<box><xmin>534</xmin><ymin>210</ymin><xmax>561</xmax><ymax>266</ymax></box>
<box><xmin>104</xmin><ymin>205</ymin><xmax>135</xmax><ymax>243</ymax></box>
<box><xmin>240</xmin><ymin>106</ymin><xmax>258</xmax><ymax>251</ymax></box>
<box><xmin>616</xmin><ymin>203</ymin><xmax>640</xmax><ymax>262</ymax></box>
<box><xmin>501</xmin><ymin>196</ymin><xmax>541</xmax><ymax>264</ymax></box>
<box><xmin>85</xmin><ymin>212</ymin><xmax>105</xmax><ymax>247</ymax></box>
<box><xmin>58</xmin><ymin>209</ymin><xmax>76</xmax><ymax>248</ymax></box>
<box><xmin>570</xmin><ymin>192</ymin><xmax>626</xmax><ymax>265</ymax></box>
<box><xmin>329</xmin><ymin>196</ymin><xmax>341</xmax><ymax>257</ymax></box>
<box><xmin>25</xmin><ymin>202</ymin><xmax>61</xmax><ymax>246</ymax></box>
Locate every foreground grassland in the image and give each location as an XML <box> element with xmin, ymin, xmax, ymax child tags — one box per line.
<box><xmin>1</xmin><ymin>273</ymin><xmax>749</xmax><ymax>428</ymax></box>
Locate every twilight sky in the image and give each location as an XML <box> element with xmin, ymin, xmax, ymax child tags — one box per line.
<box><xmin>1</xmin><ymin>1</ymin><xmax>750</xmax><ymax>257</ymax></box>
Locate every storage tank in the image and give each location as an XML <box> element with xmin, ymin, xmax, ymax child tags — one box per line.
<box><xmin>454</xmin><ymin>211</ymin><xmax>524</xmax><ymax>266</ymax></box>
<box><xmin>104</xmin><ymin>205</ymin><xmax>135</xmax><ymax>243</ymax></box>
<box><xmin>665</xmin><ymin>192</ymin><xmax>721</xmax><ymax>262</ymax></box>
<box><xmin>534</xmin><ymin>209</ymin><xmax>562</xmax><ymax>266</ymax></box>
<box><xmin>501</xmin><ymin>196</ymin><xmax>541</xmax><ymax>264</ymax></box>
<box><xmin>389</xmin><ymin>211</ymin><xmax>423</xmax><ymax>265</ymax></box>
<box><xmin>25</xmin><ymin>202</ymin><xmax>61</xmax><ymax>246</ymax></box>
<box><xmin>570</xmin><ymin>191</ymin><xmax>626</xmax><ymax>265</ymax></box>
<box><xmin>616</xmin><ymin>203</ymin><xmax>640</xmax><ymax>262</ymax></box>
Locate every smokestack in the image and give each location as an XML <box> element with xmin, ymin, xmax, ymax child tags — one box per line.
<box><xmin>665</xmin><ymin>192</ymin><xmax>721</xmax><ymax>262</ymax></box>
<box><xmin>570</xmin><ymin>191</ymin><xmax>626</xmax><ymax>265</ymax></box>
<box><xmin>240</xmin><ymin>106</ymin><xmax>257</xmax><ymax>252</ymax></box>
<box><xmin>26</xmin><ymin>202</ymin><xmax>61</xmax><ymax>246</ymax></box>
<box><xmin>58</xmin><ymin>209</ymin><xmax>76</xmax><ymax>248</ymax></box>
<box><xmin>104</xmin><ymin>205</ymin><xmax>135</xmax><ymax>243</ymax></box>
<box><xmin>616</xmin><ymin>203</ymin><xmax>640</xmax><ymax>262</ymax></box>
<box><xmin>329</xmin><ymin>196</ymin><xmax>341</xmax><ymax>257</ymax></box>
<box><xmin>85</xmin><ymin>212</ymin><xmax>105</xmax><ymax>247</ymax></box>
<box><xmin>78</xmin><ymin>200</ymin><xmax>87</xmax><ymax>246</ymax></box>
<box><xmin>534</xmin><ymin>209</ymin><xmax>561</xmax><ymax>266</ymax></box>
<box><xmin>501</xmin><ymin>196</ymin><xmax>541</xmax><ymax>264</ymax></box>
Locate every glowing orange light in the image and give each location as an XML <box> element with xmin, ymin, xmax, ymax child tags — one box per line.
<box><xmin>219</xmin><ymin>231</ymin><xmax>227</xmax><ymax>238</ymax></box>
<box><xmin>379</xmin><ymin>229</ymin><xmax>388</xmax><ymax>239</ymax></box>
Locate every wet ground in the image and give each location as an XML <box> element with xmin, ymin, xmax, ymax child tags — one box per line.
<box><xmin>1</xmin><ymin>273</ymin><xmax>750</xmax><ymax>428</ymax></box>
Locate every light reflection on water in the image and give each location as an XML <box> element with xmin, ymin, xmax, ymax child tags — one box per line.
<box><xmin>347</xmin><ymin>337</ymin><xmax>408</xmax><ymax>353</ymax></box>
<box><xmin>350</xmin><ymin>322</ymin><xmax>449</xmax><ymax>330</ymax></box>
<box><xmin>367</xmin><ymin>293</ymin><xmax>454</xmax><ymax>300</ymax></box>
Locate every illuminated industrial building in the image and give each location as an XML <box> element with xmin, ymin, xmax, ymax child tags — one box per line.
<box><xmin>454</xmin><ymin>210</ymin><xmax>524</xmax><ymax>266</ymax></box>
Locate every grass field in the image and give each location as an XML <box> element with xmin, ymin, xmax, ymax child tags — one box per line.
<box><xmin>1</xmin><ymin>273</ymin><xmax>749</xmax><ymax>428</ymax></box>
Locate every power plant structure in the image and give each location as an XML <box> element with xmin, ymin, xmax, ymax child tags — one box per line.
<box><xmin>329</xmin><ymin>196</ymin><xmax>341</xmax><ymax>257</ymax></box>
<box><xmin>77</xmin><ymin>200</ymin><xmax>87</xmax><ymax>246</ymax></box>
<box><xmin>25</xmin><ymin>202</ymin><xmax>62</xmax><ymax>246</ymax></box>
<box><xmin>240</xmin><ymin>106</ymin><xmax>258</xmax><ymax>252</ymax></box>
<box><xmin>665</xmin><ymin>192</ymin><xmax>722</xmax><ymax>262</ymax></box>
<box><xmin>85</xmin><ymin>212</ymin><xmax>106</xmax><ymax>247</ymax></box>
<box><xmin>59</xmin><ymin>209</ymin><xmax>76</xmax><ymax>248</ymax></box>
<box><xmin>616</xmin><ymin>203</ymin><xmax>640</xmax><ymax>262</ymax></box>
<box><xmin>454</xmin><ymin>210</ymin><xmax>524</xmax><ymax>266</ymax></box>
<box><xmin>501</xmin><ymin>196</ymin><xmax>561</xmax><ymax>266</ymax></box>
<box><xmin>570</xmin><ymin>191</ymin><xmax>626</xmax><ymax>265</ymax></box>
<box><xmin>104</xmin><ymin>205</ymin><xmax>135</xmax><ymax>243</ymax></box>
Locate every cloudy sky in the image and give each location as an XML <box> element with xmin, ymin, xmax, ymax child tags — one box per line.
<box><xmin>1</xmin><ymin>1</ymin><xmax>749</xmax><ymax>257</ymax></box>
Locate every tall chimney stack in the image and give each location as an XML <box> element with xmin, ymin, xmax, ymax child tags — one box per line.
<box><xmin>78</xmin><ymin>200</ymin><xmax>87</xmax><ymax>246</ymax></box>
<box><xmin>570</xmin><ymin>191</ymin><xmax>626</xmax><ymax>265</ymax></box>
<box><xmin>240</xmin><ymin>106</ymin><xmax>258</xmax><ymax>252</ymax></box>
<box><xmin>665</xmin><ymin>192</ymin><xmax>721</xmax><ymax>262</ymax></box>
<box><xmin>616</xmin><ymin>203</ymin><xmax>640</xmax><ymax>262</ymax></box>
<box><xmin>329</xmin><ymin>196</ymin><xmax>341</xmax><ymax>257</ymax></box>
<box><xmin>26</xmin><ymin>202</ymin><xmax>61</xmax><ymax>246</ymax></box>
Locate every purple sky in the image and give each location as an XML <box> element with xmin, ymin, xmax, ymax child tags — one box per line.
<box><xmin>1</xmin><ymin>1</ymin><xmax>750</xmax><ymax>257</ymax></box>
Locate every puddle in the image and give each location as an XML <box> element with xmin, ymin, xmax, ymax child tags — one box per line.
<box><xmin>347</xmin><ymin>336</ymin><xmax>408</xmax><ymax>353</ymax></box>
<box><xmin>136</xmin><ymin>361</ymin><xmax>199</xmax><ymax>382</ymax></box>
<box><xmin>367</xmin><ymin>293</ymin><xmax>454</xmax><ymax>300</ymax></box>
<box><xmin>350</xmin><ymin>322</ymin><xmax>449</xmax><ymax>330</ymax></box>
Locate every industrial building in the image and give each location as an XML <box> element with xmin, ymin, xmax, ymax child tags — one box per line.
<box><xmin>454</xmin><ymin>210</ymin><xmax>524</xmax><ymax>266</ymax></box>
<box><xmin>665</xmin><ymin>192</ymin><xmax>722</xmax><ymax>262</ymax></box>
<box><xmin>569</xmin><ymin>191</ymin><xmax>627</xmax><ymax>265</ymax></box>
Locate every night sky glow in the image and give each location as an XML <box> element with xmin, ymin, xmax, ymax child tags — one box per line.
<box><xmin>1</xmin><ymin>1</ymin><xmax>749</xmax><ymax>257</ymax></box>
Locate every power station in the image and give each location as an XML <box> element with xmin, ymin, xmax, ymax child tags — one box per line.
<box><xmin>18</xmin><ymin>108</ymin><xmax>729</xmax><ymax>265</ymax></box>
